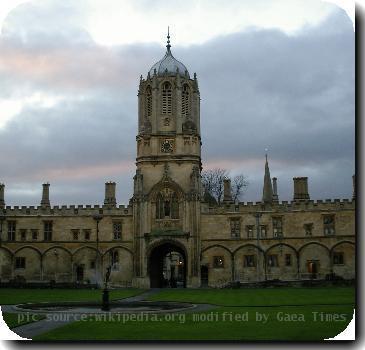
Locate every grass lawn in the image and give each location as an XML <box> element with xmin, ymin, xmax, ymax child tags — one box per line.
<box><xmin>32</xmin><ymin>287</ymin><xmax>355</xmax><ymax>341</ymax></box>
<box><xmin>2</xmin><ymin>313</ymin><xmax>46</xmax><ymax>329</ymax></box>
<box><xmin>148</xmin><ymin>287</ymin><xmax>355</xmax><ymax>306</ymax></box>
<box><xmin>33</xmin><ymin>305</ymin><xmax>354</xmax><ymax>341</ymax></box>
<box><xmin>0</xmin><ymin>288</ymin><xmax>145</xmax><ymax>305</ymax></box>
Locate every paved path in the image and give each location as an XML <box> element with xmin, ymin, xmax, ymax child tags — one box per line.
<box><xmin>120</xmin><ymin>288</ymin><xmax>162</xmax><ymax>302</ymax></box>
<box><xmin>121</xmin><ymin>289</ymin><xmax>214</xmax><ymax>313</ymax></box>
<box><xmin>9</xmin><ymin>317</ymin><xmax>74</xmax><ymax>340</ymax></box>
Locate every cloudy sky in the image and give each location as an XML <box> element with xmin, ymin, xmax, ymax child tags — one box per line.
<box><xmin>0</xmin><ymin>0</ymin><xmax>355</xmax><ymax>206</ymax></box>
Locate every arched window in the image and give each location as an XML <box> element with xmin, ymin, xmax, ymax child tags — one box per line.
<box><xmin>171</xmin><ymin>193</ymin><xmax>179</xmax><ymax>219</ymax></box>
<box><xmin>145</xmin><ymin>86</ymin><xmax>152</xmax><ymax>118</ymax></box>
<box><xmin>162</xmin><ymin>82</ymin><xmax>172</xmax><ymax>115</ymax></box>
<box><xmin>156</xmin><ymin>189</ymin><xmax>179</xmax><ymax>219</ymax></box>
<box><xmin>156</xmin><ymin>193</ymin><xmax>164</xmax><ymax>219</ymax></box>
<box><xmin>182</xmin><ymin>84</ymin><xmax>190</xmax><ymax>117</ymax></box>
<box><xmin>164</xmin><ymin>200</ymin><xmax>171</xmax><ymax>217</ymax></box>
<box><xmin>110</xmin><ymin>250</ymin><xmax>119</xmax><ymax>265</ymax></box>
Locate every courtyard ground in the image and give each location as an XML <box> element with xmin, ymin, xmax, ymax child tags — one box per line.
<box><xmin>1</xmin><ymin>287</ymin><xmax>355</xmax><ymax>341</ymax></box>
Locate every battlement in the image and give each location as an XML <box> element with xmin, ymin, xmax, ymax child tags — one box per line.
<box><xmin>202</xmin><ymin>198</ymin><xmax>355</xmax><ymax>214</ymax></box>
<box><xmin>2</xmin><ymin>204</ymin><xmax>133</xmax><ymax>216</ymax></box>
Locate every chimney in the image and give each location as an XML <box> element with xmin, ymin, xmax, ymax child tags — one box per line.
<box><xmin>104</xmin><ymin>182</ymin><xmax>117</xmax><ymax>206</ymax></box>
<box><xmin>41</xmin><ymin>183</ymin><xmax>50</xmax><ymax>207</ymax></box>
<box><xmin>223</xmin><ymin>179</ymin><xmax>232</xmax><ymax>202</ymax></box>
<box><xmin>272</xmin><ymin>177</ymin><xmax>279</xmax><ymax>203</ymax></box>
<box><xmin>293</xmin><ymin>177</ymin><xmax>310</xmax><ymax>200</ymax></box>
<box><xmin>0</xmin><ymin>183</ymin><xmax>5</xmax><ymax>208</ymax></box>
<box><xmin>352</xmin><ymin>174</ymin><xmax>355</xmax><ymax>200</ymax></box>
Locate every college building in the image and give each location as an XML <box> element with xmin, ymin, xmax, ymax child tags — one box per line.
<box><xmin>0</xmin><ymin>34</ymin><xmax>355</xmax><ymax>288</ymax></box>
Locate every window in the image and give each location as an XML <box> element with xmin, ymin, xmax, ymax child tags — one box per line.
<box><xmin>171</xmin><ymin>193</ymin><xmax>179</xmax><ymax>219</ymax></box>
<box><xmin>145</xmin><ymin>86</ymin><xmax>152</xmax><ymax>117</ymax></box>
<box><xmin>267</xmin><ymin>255</ymin><xmax>279</xmax><ymax>267</ymax></box>
<box><xmin>182</xmin><ymin>84</ymin><xmax>191</xmax><ymax>117</ymax></box>
<box><xmin>323</xmin><ymin>215</ymin><xmax>335</xmax><ymax>235</ymax></box>
<box><xmin>113</xmin><ymin>222</ymin><xmax>122</xmax><ymax>240</ymax></box>
<box><xmin>244</xmin><ymin>255</ymin><xmax>256</xmax><ymax>267</ymax></box>
<box><xmin>90</xmin><ymin>260</ymin><xmax>96</xmax><ymax>269</ymax></box>
<box><xmin>7</xmin><ymin>221</ymin><xmax>16</xmax><ymax>241</ymax></box>
<box><xmin>110</xmin><ymin>250</ymin><xmax>119</xmax><ymax>267</ymax></box>
<box><xmin>20</xmin><ymin>229</ymin><xmax>27</xmax><ymax>241</ymax></box>
<box><xmin>44</xmin><ymin>221</ymin><xmax>53</xmax><ymax>241</ymax></box>
<box><xmin>156</xmin><ymin>193</ymin><xmax>164</xmax><ymax>219</ymax></box>
<box><xmin>156</xmin><ymin>190</ymin><xmax>179</xmax><ymax>219</ymax></box>
<box><xmin>333</xmin><ymin>252</ymin><xmax>344</xmax><ymax>265</ymax></box>
<box><xmin>162</xmin><ymin>82</ymin><xmax>172</xmax><ymax>115</ymax></box>
<box><xmin>15</xmin><ymin>257</ymin><xmax>26</xmax><ymax>269</ymax></box>
<box><xmin>72</xmin><ymin>229</ymin><xmax>79</xmax><ymax>241</ymax></box>
<box><xmin>31</xmin><ymin>229</ymin><xmax>38</xmax><ymax>241</ymax></box>
<box><xmin>230</xmin><ymin>218</ymin><xmax>241</xmax><ymax>238</ymax></box>
<box><xmin>260</xmin><ymin>225</ymin><xmax>267</xmax><ymax>238</ymax></box>
<box><xmin>285</xmin><ymin>254</ymin><xmax>292</xmax><ymax>266</ymax></box>
<box><xmin>213</xmin><ymin>256</ymin><xmax>224</xmax><ymax>268</ymax></box>
<box><xmin>84</xmin><ymin>229</ymin><xmax>91</xmax><ymax>241</ymax></box>
<box><xmin>304</xmin><ymin>223</ymin><xmax>313</xmax><ymax>236</ymax></box>
<box><xmin>273</xmin><ymin>217</ymin><xmax>283</xmax><ymax>237</ymax></box>
<box><xmin>164</xmin><ymin>199</ymin><xmax>171</xmax><ymax>217</ymax></box>
<box><xmin>246</xmin><ymin>225</ymin><xmax>254</xmax><ymax>238</ymax></box>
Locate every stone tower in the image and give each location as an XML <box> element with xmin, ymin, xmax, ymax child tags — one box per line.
<box><xmin>132</xmin><ymin>30</ymin><xmax>202</xmax><ymax>288</ymax></box>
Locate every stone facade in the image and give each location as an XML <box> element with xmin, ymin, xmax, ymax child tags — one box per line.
<box><xmin>0</xmin><ymin>35</ymin><xmax>355</xmax><ymax>288</ymax></box>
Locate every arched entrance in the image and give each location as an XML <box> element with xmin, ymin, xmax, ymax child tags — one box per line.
<box><xmin>148</xmin><ymin>242</ymin><xmax>186</xmax><ymax>288</ymax></box>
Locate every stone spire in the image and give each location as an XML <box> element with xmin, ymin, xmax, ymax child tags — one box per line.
<box><xmin>166</xmin><ymin>26</ymin><xmax>171</xmax><ymax>52</ymax></box>
<box><xmin>262</xmin><ymin>153</ymin><xmax>273</xmax><ymax>203</ymax></box>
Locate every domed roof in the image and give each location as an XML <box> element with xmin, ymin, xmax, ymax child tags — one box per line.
<box><xmin>148</xmin><ymin>30</ymin><xmax>190</xmax><ymax>78</ymax></box>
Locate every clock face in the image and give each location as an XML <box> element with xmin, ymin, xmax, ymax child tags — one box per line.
<box><xmin>161</xmin><ymin>140</ymin><xmax>173</xmax><ymax>153</ymax></box>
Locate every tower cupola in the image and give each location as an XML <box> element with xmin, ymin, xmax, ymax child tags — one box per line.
<box><xmin>148</xmin><ymin>28</ymin><xmax>190</xmax><ymax>78</ymax></box>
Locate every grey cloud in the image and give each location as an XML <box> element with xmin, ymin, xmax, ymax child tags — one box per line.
<box><xmin>0</xmin><ymin>94</ymin><xmax>136</xmax><ymax>176</ymax></box>
<box><xmin>178</xmin><ymin>9</ymin><xmax>354</xmax><ymax>173</ymax></box>
<box><xmin>0</xmin><ymin>7</ymin><xmax>354</xmax><ymax>205</ymax></box>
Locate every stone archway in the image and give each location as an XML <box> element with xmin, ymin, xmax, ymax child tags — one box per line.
<box><xmin>148</xmin><ymin>242</ymin><xmax>186</xmax><ymax>288</ymax></box>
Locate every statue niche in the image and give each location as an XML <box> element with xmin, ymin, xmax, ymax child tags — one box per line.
<box><xmin>156</xmin><ymin>188</ymin><xmax>179</xmax><ymax>220</ymax></box>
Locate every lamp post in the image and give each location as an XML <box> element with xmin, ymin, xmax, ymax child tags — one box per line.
<box><xmin>102</xmin><ymin>265</ymin><xmax>111</xmax><ymax>311</ymax></box>
<box><xmin>254</xmin><ymin>212</ymin><xmax>262</xmax><ymax>282</ymax></box>
<box><xmin>93</xmin><ymin>214</ymin><xmax>103</xmax><ymax>288</ymax></box>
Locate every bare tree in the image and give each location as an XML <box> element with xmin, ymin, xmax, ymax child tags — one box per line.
<box><xmin>231</xmin><ymin>174</ymin><xmax>249</xmax><ymax>202</ymax></box>
<box><xmin>202</xmin><ymin>169</ymin><xmax>249</xmax><ymax>204</ymax></box>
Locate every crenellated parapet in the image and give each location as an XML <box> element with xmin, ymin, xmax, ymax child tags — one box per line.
<box><xmin>1</xmin><ymin>181</ymin><xmax>132</xmax><ymax>217</ymax></box>
<box><xmin>3</xmin><ymin>204</ymin><xmax>133</xmax><ymax>217</ymax></box>
<box><xmin>202</xmin><ymin>198</ymin><xmax>355</xmax><ymax>214</ymax></box>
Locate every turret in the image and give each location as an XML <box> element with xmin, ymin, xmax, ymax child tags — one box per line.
<box><xmin>41</xmin><ymin>183</ymin><xmax>50</xmax><ymax>207</ymax></box>
<box><xmin>0</xmin><ymin>183</ymin><xmax>5</xmax><ymax>209</ymax></box>
<box><xmin>104</xmin><ymin>182</ymin><xmax>117</xmax><ymax>207</ymax></box>
<box><xmin>272</xmin><ymin>177</ymin><xmax>279</xmax><ymax>203</ymax></box>
<box><xmin>223</xmin><ymin>179</ymin><xmax>233</xmax><ymax>203</ymax></box>
<box><xmin>293</xmin><ymin>177</ymin><xmax>310</xmax><ymax>200</ymax></box>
